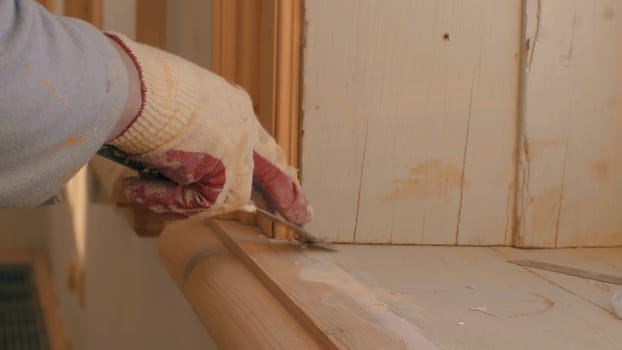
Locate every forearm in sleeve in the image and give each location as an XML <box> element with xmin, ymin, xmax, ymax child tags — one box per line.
<box><xmin>0</xmin><ymin>0</ymin><xmax>129</xmax><ymax>206</ymax></box>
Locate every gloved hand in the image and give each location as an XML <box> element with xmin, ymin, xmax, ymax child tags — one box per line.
<box><xmin>104</xmin><ymin>33</ymin><xmax>312</xmax><ymax>226</ymax></box>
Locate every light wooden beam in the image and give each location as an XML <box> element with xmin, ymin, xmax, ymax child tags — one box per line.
<box><xmin>136</xmin><ymin>0</ymin><xmax>167</xmax><ymax>48</ymax></box>
<box><xmin>211</xmin><ymin>0</ymin><xmax>239</xmax><ymax>82</ymax></box>
<box><xmin>157</xmin><ymin>219</ymin><xmax>436</xmax><ymax>349</ymax></box>
<box><xmin>64</xmin><ymin>0</ymin><xmax>102</xmax><ymax>28</ymax></box>
<box><xmin>158</xmin><ymin>220</ymin><xmax>325</xmax><ymax>349</ymax></box>
<box><xmin>273</xmin><ymin>0</ymin><xmax>302</xmax><ymax>169</ymax></box>
<box><xmin>37</xmin><ymin>0</ymin><xmax>55</xmax><ymax>12</ymax></box>
<box><xmin>211</xmin><ymin>0</ymin><xmax>303</xmax><ymax>239</ymax></box>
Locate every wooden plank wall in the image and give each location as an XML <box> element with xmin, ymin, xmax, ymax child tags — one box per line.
<box><xmin>302</xmin><ymin>0</ymin><xmax>622</xmax><ymax>247</ymax></box>
<box><xmin>515</xmin><ymin>0</ymin><xmax>622</xmax><ymax>247</ymax></box>
<box><xmin>301</xmin><ymin>0</ymin><xmax>522</xmax><ymax>245</ymax></box>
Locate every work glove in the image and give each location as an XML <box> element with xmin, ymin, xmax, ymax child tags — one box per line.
<box><xmin>104</xmin><ymin>33</ymin><xmax>312</xmax><ymax>226</ymax></box>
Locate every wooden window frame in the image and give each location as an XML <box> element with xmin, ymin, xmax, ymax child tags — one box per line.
<box><xmin>211</xmin><ymin>0</ymin><xmax>303</xmax><ymax>239</ymax></box>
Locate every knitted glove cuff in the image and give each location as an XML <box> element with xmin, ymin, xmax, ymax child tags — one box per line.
<box><xmin>105</xmin><ymin>32</ymin><xmax>199</xmax><ymax>154</ymax></box>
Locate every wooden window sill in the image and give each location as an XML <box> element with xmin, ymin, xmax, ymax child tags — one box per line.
<box><xmin>91</xmin><ymin>157</ymin><xmax>622</xmax><ymax>349</ymax></box>
<box><xmin>159</xmin><ymin>219</ymin><xmax>622</xmax><ymax>349</ymax></box>
<box><xmin>158</xmin><ymin>218</ymin><xmax>438</xmax><ymax>349</ymax></box>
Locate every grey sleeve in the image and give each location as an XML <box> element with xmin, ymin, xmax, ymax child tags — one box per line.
<box><xmin>0</xmin><ymin>0</ymin><xmax>129</xmax><ymax>206</ymax></box>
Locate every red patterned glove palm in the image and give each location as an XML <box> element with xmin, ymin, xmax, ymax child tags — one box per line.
<box><xmin>122</xmin><ymin>147</ymin><xmax>312</xmax><ymax>226</ymax></box>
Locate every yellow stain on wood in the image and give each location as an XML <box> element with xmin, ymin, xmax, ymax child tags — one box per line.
<box><xmin>504</xmin><ymin>293</ymin><xmax>555</xmax><ymax>318</ymax></box>
<box><xmin>385</xmin><ymin>159</ymin><xmax>468</xmax><ymax>201</ymax></box>
<box><xmin>40</xmin><ymin>79</ymin><xmax>72</xmax><ymax>108</ymax></box>
<box><xmin>590</xmin><ymin>161</ymin><xmax>609</xmax><ymax>182</ymax></box>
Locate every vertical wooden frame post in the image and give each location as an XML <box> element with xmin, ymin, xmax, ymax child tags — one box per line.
<box><xmin>65</xmin><ymin>0</ymin><xmax>102</xmax><ymax>28</ymax></box>
<box><xmin>212</xmin><ymin>0</ymin><xmax>303</xmax><ymax>239</ymax></box>
<box><xmin>37</xmin><ymin>0</ymin><xmax>55</xmax><ymax>12</ymax></box>
<box><xmin>136</xmin><ymin>0</ymin><xmax>167</xmax><ymax>49</ymax></box>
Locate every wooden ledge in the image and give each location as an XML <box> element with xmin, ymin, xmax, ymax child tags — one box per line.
<box><xmin>157</xmin><ymin>219</ymin><xmax>438</xmax><ymax>350</ymax></box>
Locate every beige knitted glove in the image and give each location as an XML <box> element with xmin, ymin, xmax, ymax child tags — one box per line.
<box><xmin>105</xmin><ymin>33</ymin><xmax>312</xmax><ymax>226</ymax></box>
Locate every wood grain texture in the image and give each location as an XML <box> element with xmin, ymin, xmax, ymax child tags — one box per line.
<box><xmin>211</xmin><ymin>0</ymin><xmax>302</xmax><ymax>163</ymax></box>
<box><xmin>301</xmin><ymin>0</ymin><xmax>521</xmax><ymax>244</ymax></box>
<box><xmin>271</xmin><ymin>0</ymin><xmax>303</xmax><ymax>239</ymax></box>
<box><xmin>158</xmin><ymin>219</ymin><xmax>439</xmax><ymax>349</ymax></box>
<box><xmin>236</xmin><ymin>0</ymin><xmax>262</xmax><ymax>110</ymax></box>
<box><xmin>273</xmin><ymin>0</ymin><xmax>302</xmax><ymax>168</ymax></box>
<box><xmin>136</xmin><ymin>0</ymin><xmax>166</xmax><ymax>48</ymax></box>
<box><xmin>515</xmin><ymin>0</ymin><xmax>622</xmax><ymax>247</ymax></box>
<box><xmin>494</xmin><ymin>247</ymin><xmax>622</xmax><ymax>314</ymax></box>
<box><xmin>37</xmin><ymin>0</ymin><xmax>55</xmax><ymax>12</ymax></box>
<box><xmin>64</xmin><ymin>0</ymin><xmax>102</xmax><ymax>28</ymax></box>
<box><xmin>157</xmin><ymin>220</ymin><xmax>325</xmax><ymax>350</ymax></box>
<box><xmin>210</xmin><ymin>0</ymin><xmax>303</xmax><ymax>239</ymax></box>
<box><xmin>325</xmin><ymin>245</ymin><xmax>622</xmax><ymax>349</ymax></box>
<box><xmin>211</xmin><ymin>0</ymin><xmax>238</xmax><ymax>81</ymax></box>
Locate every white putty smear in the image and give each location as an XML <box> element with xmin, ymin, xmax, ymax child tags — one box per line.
<box><xmin>613</xmin><ymin>291</ymin><xmax>622</xmax><ymax>319</ymax></box>
<box><xmin>298</xmin><ymin>256</ymin><xmax>440</xmax><ymax>350</ymax></box>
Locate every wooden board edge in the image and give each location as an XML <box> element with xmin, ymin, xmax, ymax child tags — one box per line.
<box><xmin>211</xmin><ymin>0</ymin><xmax>303</xmax><ymax>240</ymax></box>
<box><xmin>206</xmin><ymin>219</ymin><xmax>338</xmax><ymax>349</ymax></box>
<box><xmin>272</xmin><ymin>0</ymin><xmax>303</xmax><ymax>240</ymax></box>
<box><xmin>206</xmin><ymin>219</ymin><xmax>440</xmax><ymax>349</ymax></box>
<box><xmin>158</xmin><ymin>219</ymin><xmax>425</xmax><ymax>349</ymax></box>
<box><xmin>37</xmin><ymin>0</ymin><xmax>55</xmax><ymax>12</ymax></box>
<box><xmin>211</xmin><ymin>0</ymin><xmax>238</xmax><ymax>80</ymax></box>
<box><xmin>274</xmin><ymin>0</ymin><xmax>303</xmax><ymax>168</ymax></box>
<box><xmin>157</xmin><ymin>219</ymin><xmax>325</xmax><ymax>349</ymax></box>
<box><xmin>512</xmin><ymin>0</ymin><xmax>531</xmax><ymax>248</ymax></box>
